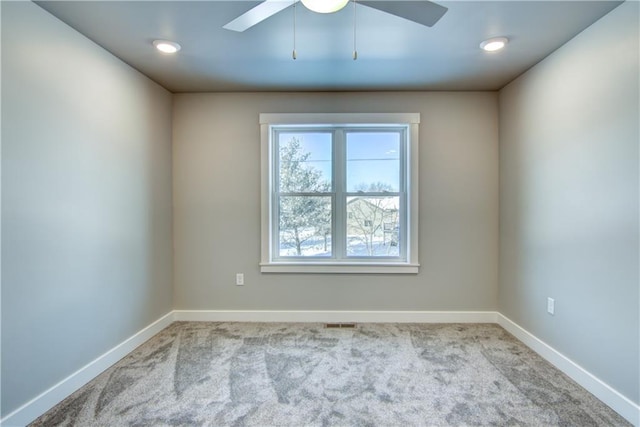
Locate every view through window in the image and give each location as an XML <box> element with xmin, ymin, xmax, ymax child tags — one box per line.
<box><xmin>275</xmin><ymin>128</ymin><xmax>405</xmax><ymax>260</ymax></box>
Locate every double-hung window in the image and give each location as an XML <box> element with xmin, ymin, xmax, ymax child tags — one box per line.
<box><xmin>260</xmin><ymin>113</ymin><xmax>419</xmax><ymax>273</ymax></box>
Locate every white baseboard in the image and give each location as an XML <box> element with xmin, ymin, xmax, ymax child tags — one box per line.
<box><xmin>0</xmin><ymin>312</ymin><xmax>175</xmax><ymax>427</ymax></box>
<box><xmin>3</xmin><ymin>310</ymin><xmax>637</xmax><ymax>427</ymax></box>
<box><xmin>172</xmin><ymin>310</ymin><xmax>499</xmax><ymax>324</ymax></box>
<box><xmin>497</xmin><ymin>314</ymin><xmax>639</xmax><ymax>426</ymax></box>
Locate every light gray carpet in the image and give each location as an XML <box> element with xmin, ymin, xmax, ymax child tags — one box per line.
<box><xmin>31</xmin><ymin>322</ymin><xmax>629</xmax><ymax>426</ymax></box>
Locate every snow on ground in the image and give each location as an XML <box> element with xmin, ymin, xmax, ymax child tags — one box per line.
<box><xmin>279</xmin><ymin>234</ymin><xmax>399</xmax><ymax>257</ymax></box>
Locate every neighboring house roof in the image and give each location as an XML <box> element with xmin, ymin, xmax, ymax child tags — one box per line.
<box><xmin>347</xmin><ymin>197</ymin><xmax>399</xmax><ymax>212</ymax></box>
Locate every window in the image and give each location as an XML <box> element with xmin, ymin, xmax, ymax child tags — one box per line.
<box><xmin>260</xmin><ymin>113</ymin><xmax>420</xmax><ymax>274</ymax></box>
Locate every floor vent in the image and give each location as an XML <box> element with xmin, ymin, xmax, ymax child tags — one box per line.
<box><xmin>325</xmin><ymin>323</ymin><xmax>357</xmax><ymax>329</ymax></box>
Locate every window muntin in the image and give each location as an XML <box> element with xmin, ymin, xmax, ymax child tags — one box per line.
<box><xmin>272</xmin><ymin>126</ymin><xmax>407</xmax><ymax>263</ymax></box>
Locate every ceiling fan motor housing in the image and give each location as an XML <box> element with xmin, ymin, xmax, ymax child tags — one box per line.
<box><xmin>301</xmin><ymin>0</ymin><xmax>351</xmax><ymax>14</ymax></box>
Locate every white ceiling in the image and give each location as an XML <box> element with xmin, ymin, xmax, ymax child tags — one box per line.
<box><xmin>35</xmin><ymin>0</ymin><xmax>622</xmax><ymax>92</ymax></box>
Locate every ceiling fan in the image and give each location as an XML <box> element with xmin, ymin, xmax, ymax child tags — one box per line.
<box><xmin>222</xmin><ymin>0</ymin><xmax>448</xmax><ymax>32</ymax></box>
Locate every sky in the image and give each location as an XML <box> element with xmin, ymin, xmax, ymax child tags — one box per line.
<box><xmin>279</xmin><ymin>131</ymin><xmax>401</xmax><ymax>192</ymax></box>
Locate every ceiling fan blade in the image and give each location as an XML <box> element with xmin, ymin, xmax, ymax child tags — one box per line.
<box><xmin>223</xmin><ymin>0</ymin><xmax>293</xmax><ymax>32</ymax></box>
<box><xmin>358</xmin><ymin>0</ymin><xmax>447</xmax><ymax>27</ymax></box>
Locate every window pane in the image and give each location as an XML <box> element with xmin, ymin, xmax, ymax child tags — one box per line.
<box><xmin>346</xmin><ymin>132</ymin><xmax>400</xmax><ymax>192</ymax></box>
<box><xmin>346</xmin><ymin>196</ymin><xmax>400</xmax><ymax>257</ymax></box>
<box><xmin>279</xmin><ymin>196</ymin><xmax>332</xmax><ymax>257</ymax></box>
<box><xmin>279</xmin><ymin>133</ymin><xmax>332</xmax><ymax>193</ymax></box>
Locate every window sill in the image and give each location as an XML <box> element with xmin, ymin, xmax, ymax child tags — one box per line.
<box><xmin>260</xmin><ymin>262</ymin><xmax>420</xmax><ymax>274</ymax></box>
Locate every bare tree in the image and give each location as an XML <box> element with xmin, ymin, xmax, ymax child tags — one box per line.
<box><xmin>279</xmin><ymin>138</ymin><xmax>331</xmax><ymax>255</ymax></box>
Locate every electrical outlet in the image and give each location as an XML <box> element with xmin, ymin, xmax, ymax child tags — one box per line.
<box><xmin>236</xmin><ymin>273</ymin><xmax>244</xmax><ymax>286</ymax></box>
<box><xmin>547</xmin><ymin>297</ymin><xmax>555</xmax><ymax>315</ymax></box>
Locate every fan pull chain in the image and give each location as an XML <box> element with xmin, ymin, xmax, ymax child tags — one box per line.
<box><xmin>292</xmin><ymin>0</ymin><xmax>297</xmax><ymax>60</ymax></box>
<box><xmin>353</xmin><ymin>0</ymin><xmax>358</xmax><ymax>60</ymax></box>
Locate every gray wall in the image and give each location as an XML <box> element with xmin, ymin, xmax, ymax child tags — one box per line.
<box><xmin>1</xmin><ymin>2</ymin><xmax>174</xmax><ymax>416</ymax></box>
<box><xmin>173</xmin><ymin>92</ymin><xmax>499</xmax><ymax>311</ymax></box>
<box><xmin>4</xmin><ymin>0</ymin><xmax>635</xmax><ymax>419</ymax></box>
<box><xmin>499</xmin><ymin>1</ymin><xmax>639</xmax><ymax>405</ymax></box>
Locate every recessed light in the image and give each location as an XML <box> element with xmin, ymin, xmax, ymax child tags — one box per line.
<box><xmin>153</xmin><ymin>40</ymin><xmax>181</xmax><ymax>54</ymax></box>
<box><xmin>480</xmin><ymin>37</ymin><xmax>508</xmax><ymax>52</ymax></box>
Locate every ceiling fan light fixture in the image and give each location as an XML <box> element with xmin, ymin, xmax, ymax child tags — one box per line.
<box><xmin>480</xmin><ymin>37</ymin><xmax>508</xmax><ymax>52</ymax></box>
<box><xmin>301</xmin><ymin>0</ymin><xmax>350</xmax><ymax>14</ymax></box>
<box><xmin>153</xmin><ymin>40</ymin><xmax>181</xmax><ymax>54</ymax></box>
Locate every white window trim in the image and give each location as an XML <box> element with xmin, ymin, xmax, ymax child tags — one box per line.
<box><xmin>260</xmin><ymin>113</ymin><xmax>420</xmax><ymax>274</ymax></box>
